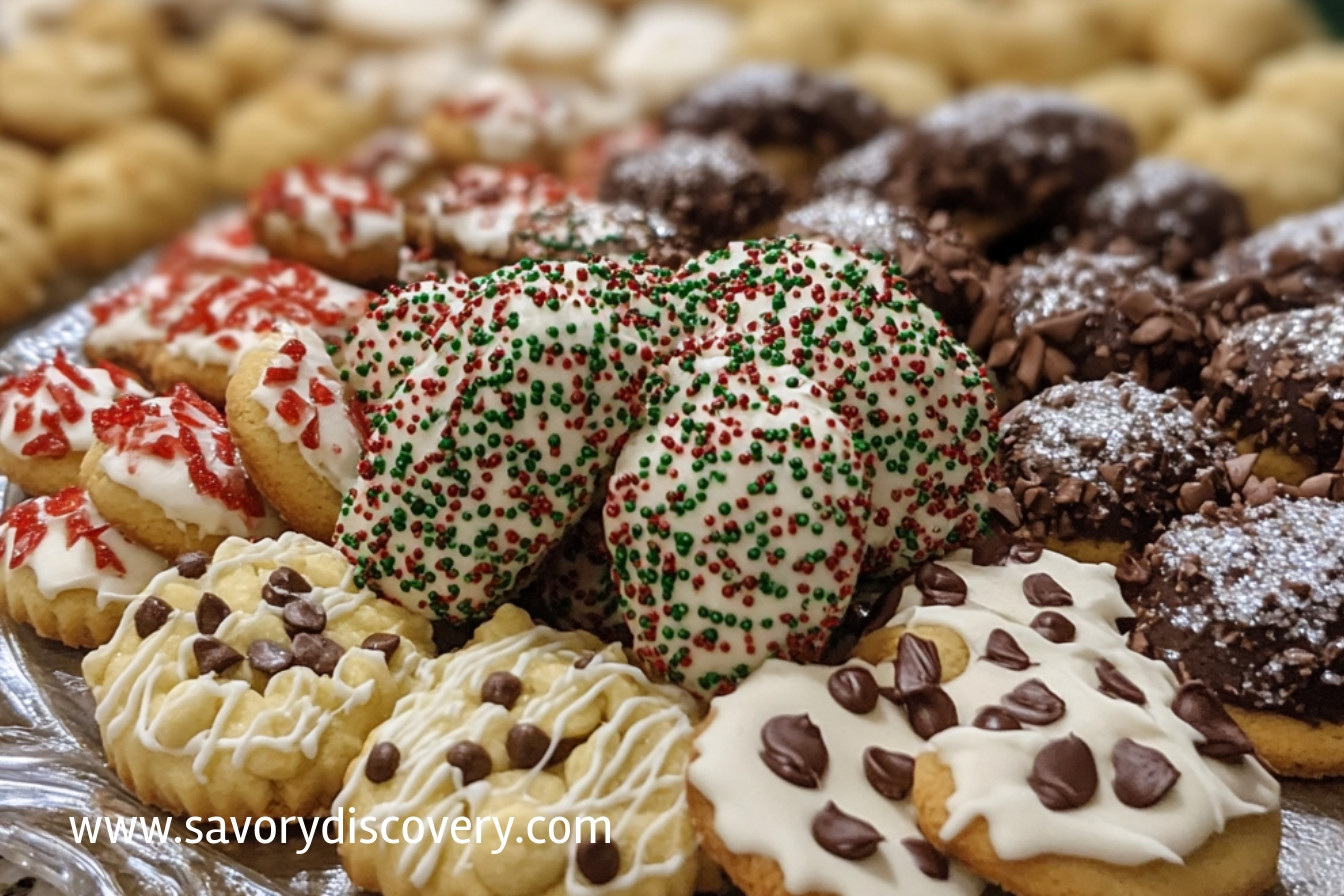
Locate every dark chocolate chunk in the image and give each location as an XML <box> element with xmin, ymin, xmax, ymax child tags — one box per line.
<box><xmin>575</xmin><ymin>839</ymin><xmax>621</xmax><ymax>885</ymax></box>
<box><xmin>811</xmin><ymin>801</ymin><xmax>884</xmax><ymax>860</ymax></box>
<box><xmin>1023</xmin><ymin>573</ymin><xmax>1073</xmax><ymax>607</ymax></box>
<box><xmin>174</xmin><ymin>551</ymin><xmax>210</xmax><ymax>579</ymax></box>
<box><xmin>446</xmin><ymin>741</ymin><xmax>492</xmax><ymax>785</ymax></box>
<box><xmin>365</xmin><ymin>741</ymin><xmax>400</xmax><ymax>783</ymax></box>
<box><xmin>262</xmin><ymin>566</ymin><xmax>311</xmax><ymax>607</ymax></box>
<box><xmin>971</xmin><ymin>530</ymin><xmax>1011</xmax><ymax>566</ymax></box>
<box><xmin>896</xmin><ymin>633</ymin><xmax>943</xmax><ymax>695</ymax></box>
<box><xmin>985</xmin><ymin>628</ymin><xmax>1032</xmax><ymax>671</ymax></box>
<box><xmin>828</xmin><ymin>667</ymin><xmax>879</xmax><ymax>714</ymax></box>
<box><xmin>1001</xmin><ymin>679</ymin><xmax>1066</xmax><ymax>725</ymax></box>
<box><xmin>361</xmin><ymin>633</ymin><xmax>401</xmax><ymax>661</ymax></box>
<box><xmin>1028</xmin><ymin>735</ymin><xmax>1098</xmax><ymax>810</ymax></box>
<box><xmin>247</xmin><ymin>639</ymin><xmax>294</xmax><ymax>675</ymax></box>
<box><xmin>863</xmin><ymin>747</ymin><xmax>914</xmax><ymax>800</ymax></box>
<box><xmin>282</xmin><ymin>599</ymin><xmax>326</xmax><ymax>637</ymax></box>
<box><xmin>549</xmin><ymin>736</ymin><xmax>585</xmax><ymax>767</ymax></box>
<box><xmin>901</xmin><ymin>837</ymin><xmax>950</xmax><ymax>880</ymax></box>
<box><xmin>973</xmin><ymin>706</ymin><xmax>1023</xmax><ymax>731</ymax></box>
<box><xmin>482</xmin><ymin>671</ymin><xmax>524</xmax><ymax>709</ymax></box>
<box><xmin>193</xmin><ymin>636</ymin><xmax>243</xmax><ymax>676</ymax></box>
<box><xmin>1031</xmin><ymin>611</ymin><xmax>1076</xmax><ymax>644</ymax></box>
<box><xmin>1171</xmin><ymin>682</ymin><xmax>1255</xmax><ymax>761</ymax></box>
<box><xmin>1112</xmin><ymin>738</ymin><xmax>1180</xmax><ymax>808</ymax></box>
<box><xmin>195</xmin><ymin>592</ymin><xmax>230</xmax><ymax>635</ymax></box>
<box><xmin>1115</xmin><ymin>554</ymin><xmax>1151</xmax><ymax>589</ymax></box>
<box><xmin>906</xmin><ymin>687</ymin><xmax>958</xmax><ymax>740</ymax></box>
<box><xmin>914</xmin><ymin>562</ymin><xmax>968</xmax><ymax>606</ymax></box>
<box><xmin>507</xmin><ymin>723</ymin><xmax>553</xmax><ymax>769</ymax></box>
<box><xmin>760</xmin><ymin>714</ymin><xmax>828</xmax><ymax>788</ymax></box>
<box><xmin>134</xmin><ymin>596</ymin><xmax>172</xmax><ymax>638</ymax></box>
<box><xmin>1096</xmin><ymin>659</ymin><xmax>1146</xmax><ymax>705</ymax></box>
<box><xmin>291</xmin><ymin>633</ymin><xmax>344</xmax><ymax>676</ymax></box>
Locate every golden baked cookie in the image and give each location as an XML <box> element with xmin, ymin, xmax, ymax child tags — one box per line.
<box><xmin>854</xmin><ymin>0</ymin><xmax>970</xmax><ymax>82</ymax></box>
<box><xmin>47</xmin><ymin>121</ymin><xmax>211</xmax><ymax>272</ymax></box>
<box><xmin>1246</xmin><ymin>45</ymin><xmax>1344</xmax><ymax>137</ymax></box>
<box><xmin>954</xmin><ymin>0</ymin><xmax>1125</xmax><ymax>86</ymax></box>
<box><xmin>149</xmin><ymin>44</ymin><xmax>232</xmax><ymax>135</ymax></box>
<box><xmin>735</xmin><ymin>0</ymin><xmax>851</xmax><ymax>70</ymax></box>
<box><xmin>1148</xmin><ymin>0</ymin><xmax>1320</xmax><ymax>95</ymax></box>
<box><xmin>0</xmin><ymin>34</ymin><xmax>153</xmax><ymax>148</ymax></box>
<box><xmin>212</xmin><ymin>80</ymin><xmax>379</xmax><ymax>195</ymax></box>
<box><xmin>81</xmin><ymin>532</ymin><xmax>435</xmax><ymax>819</ymax></box>
<box><xmin>486</xmin><ymin>0</ymin><xmax>613</xmax><ymax>79</ymax></box>
<box><xmin>1235</xmin><ymin>436</ymin><xmax>1316</xmax><ymax>487</ymax></box>
<box><xmin>204</xmin><ymin>11</ymin><xmax>301</xmax><ymax>95</ymax></box>
<box><xmin>0</xmin><ymin>139</ymin><xmax>48</xmax><ymax>221</ymax></box>
<box><xmin>325</xmin><ymin>0</ymin><xmax>488</xmax><ymax>48</ymax></box>
<box><xmin>1073</xmin><ymin>64</ymin><xmax>1212</xmax><ymax>154</ymax></box>
<box><xmin>1225</xmin><ymin>707</ymin><xmax>1344</xmax><ymax>780</ymax></box>
<box><xmin>0</xmin><ymin>210</ymin><xmax>54</xmax><ymax>328</ymax></box>
<box><xmin>0</xmin><ymin>487</ymin><xmax>168</xmax><ymax>647</ymax></box>
<box><xmin>227</xmin><ymin>330</ymin><xmax>361</xmax><ymax>542</ymax></box>
<box><xmin>837</xmin><ymin>53</ymin><xmax>952</xmax><ymax>119</ymax></box>
<box><xmin>67</xmin><ymin>0</ymin><xmax>166</xmax><ymax>63</ymax></box>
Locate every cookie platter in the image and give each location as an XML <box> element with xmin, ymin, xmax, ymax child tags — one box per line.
<box><xmin>0</xmin><ymin>273</ymin><xmax>1339</xmax><ymax>896</ymax></box>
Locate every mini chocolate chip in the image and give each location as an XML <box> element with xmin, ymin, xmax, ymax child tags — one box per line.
<box><xmin>549</xmin><ymin>736</ymin><xmax>585</xmax><ymax>767</ymax></box>
<box><xmin>262</xmin><ymin>566</ymin><xmax>311</xmax><ymax>606</ymax></box>
<box><xmin>906</xmin><ymin>686</ymin><xmax>958</xmax><ymax>740</ymax></box>
<box><xmin>1030</xmin><ymin>611</ymin><xmax>1076</xmax><ymax>643</ymax></box>
<box><xmin>973</xmin><ymin>706</ymin><xmax>1023</xmax><ymax>731</ymax></box>
<box><xmin>576</xmin><ymin>839</ymin><xmax>621</xmax><ymax>885</ymax></box>
<box><xmin>247</xmin><ymin>639</ymin><xmax>294</xmax><ymax>675</ymax></box>
<box><xmin>282</xmin><ymin>599</ymin><xmax>327</xmax><ymax>637</ymax></box>
<box><xmin>365</xmin><ymin>742</ymin><xmax>400</xmax><ymax>783</ymax></box>
<box><xmin>134</xmin><ymin>596</ymin><xmax>172</xmax><ymax>638</ymax></box>
<box><xmin>915</xmin><ymin>563</ymin><xmax>967</xmax><ymax>606</ymax></box>
<box><xmin>1096</xmin><ymin>659</ymin><xmax>1146</xmax><ymax>705</ymax></box>
<box><xmin>361</xmin><ymin>633</ymin><xmax>401</xmax><ymax>661</ymax></box>
<box><xmin>971</xmin><ymin>530</ymin><xmax>1011</xmax><ymax>566</ymax></box>
<box><xmin>507</xmin><ymin>723</ymin><xmax>553</xmax><ymax>769</ymax></box>
<box><xmin>482</xmin><ymin>671</ymin><xmax>523</xmax><ymax>709</ymax></box>
<box><xmin>896</xmin><ymin>633</ymin><xmax>942</xmax><ymax>695</ymax></box>
<box><xmin>291</xmin><ymin>633</ymin><xmax>344</xmax><ymax>676</ymax></box>
<box><xmin>1112</xmin><ymin>738</ymin><xmax>1180</xmax><ymax>808</ymax></box>
<box><xmin>901</xmin><ymin>837</ymin><xmax>950</xmax><ymax>880</ymax></box>
<box><xmin>574</xmin><ymin>651</ymin><xmax>596</xmax><ymax>669</ymax></box>
<box><xmin>985</xmin><ymin>628</ymin><xmax>1032</xmax><ymax>671</ymax></box>
<box><xmin>760</xmin><ymin>714</ymin><xmax>829</xmax><ymax>788</ymax></box>
<box><xmin>828</xmin><ymin>667</ymin><xmax>879</xmax><ymax>714</ymax></box>
<box><xmin>1009</xmin><ymin>541</ymin><xmax>1044</xmax><ymax>564</ymax></box>
<box><xmin>174</xmin><ymin>551</ymin><xmax>210</xmax><ymax>579</ymax></box>
<box><xmin>1023</xmin><ymin>573</ymin><xmax>1073</xmax><ymax>607</ymax></box>
<box><xmin>195</xmin><ymin>592</ymin><xmax>231</xmax><ymax>635</ymax></box>
<box><xmin>863</xmin><ymin>747</ymin><xmax>915</xmax><ymax>800</ymax></box>
<box><xmin>446</xmin><ymin>741</ymin><xmax>492</xmax><ymax>784</ymax></box>
<box><xmin>1171</xmin><ymin>681</ymin><xmax>1255</xmax><ymax>761</ymax></box>
<box><xmin>193</xmin><ymin>636</ymin><xmax>243</xmax><ymax>676</ymax></box>
<box><xmin>1028</xmin><ymin>735</ymin><xmax>1098</xmax><ymax>811</ymax></box>
<box><xmin>811</xmin><ymin>801</ymin><xmax>884</xmax><ymax>860</ymax></box>
<box><xmin>1002</xmin><ymin>679</ymin><xmax>1066</xmax><ymax>725</ymax></box>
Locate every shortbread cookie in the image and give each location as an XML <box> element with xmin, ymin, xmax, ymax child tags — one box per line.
<box><xmin>0</xmin><ymin>139</ymin><xmax>48</xmax><ymax>220</ymax></box>
<box><xmin>334</xmin><ymin>604</ymin><xmax>702</xmax><ymax>896</ymax></box>
<box><xmin>1072</xmin><ymin>64</ymin><xmax>1211</xmax><ymax>154</ymax></box>
<box><xmin>1247</xmin><ymin>45</ymin><xmax>1344</xmax><ymax>137</ymax></box>
<box><xmin>1126</xmin><ymin>498</ymin><xmax>1344</xmax><ymax>778</ymax></box>
<box><xmin>0</xmin><ymin>351</ymin><xmax>150</xmax><ymax>497</ymax></box>
<box><xmin>0</xmin><ymin>209</ymin><xmax>55</xmax><ymax>328</ymax></box>
<box><xmin>486</xmin><ymin>0</ymin><xmax>612</xmax><ymax>78</ymax></box>
<box><xmin>228</xmin><ymin>329</ymin><xmax>361</xmax><ymax>542</ymax></box>
<box><xmin>1149</xmin><ymin>0</ymin><xmax>1319</xmax><ymax>95</ymax></box>
<box><xmin>148</xmin><ymin>43</ymin><xmax>231</xmax><ymax>135</ymax></box>
<box><xmin>248</xmin><ymin>164</ymin><xmax>404</xmax><ymax>286</ymax></box>
<box><xmin>0</xmin><ymin>487</ymin><xmax>168</xmax><ymax>647</ymax></box>
<box><xmin>811</xmin><ymin>128</ymin><xmax>908</xmax><ymax>202</ymax></box>
<box><xmin>82</xmin><ymin>384</ymin><xmax>282</xmax><ymax>559</ymax></box>
<box><xmin>82</xmin><ymin>532</ymin><xmax>435</xmax><ymax>818</ymax></box>
<box><xmin>596</xmin><ymin>1</ymin><xmax>737</xmax><ymax>111</ymax></box>
<box><xmin>326</xmin><ymin>0</ymin><xmax>486</xmax><ymax>46</ymax></box>
<box><xmin>202</xmin><ymin>10</ymin><xmax>300</xmax><ymax>94</ymax></box>
<box><xmin>951</xmin><ymin>0</ymin><xmax>1125</xmax><ymax>87</ymax></box>
<box><xmin>838</xmin><ymin>53</ymin><xmax>953</xmax><ymax>119</ymax></box>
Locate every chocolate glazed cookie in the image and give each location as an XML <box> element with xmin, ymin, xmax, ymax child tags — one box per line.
<box><xmin>1124</xmin><ymin>498</ymin><xmax>1344</xmax><ymax>778</ymax></box>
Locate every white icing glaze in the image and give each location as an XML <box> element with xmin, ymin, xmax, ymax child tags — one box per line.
<box><xmin>258</xmin><ymin>165</ymin><xmax>404</xmax><ymax>256</ymax></box>
<box><xmin>441</xmin><ymin>70</ymin><xmax>575</xmax><ymax>163</ymax></box>
<box><xmin>247</xmin><ymin>328</ymin><xmax>361</xmax><ymax>492</ymax></box>
<box><xmin>157</xmin><ymin>210</ymin><xmax>270</xmax><ymax>274</ymax></box>
<box><xmin>85</xmin><ymin>271</ymin><xmax>214</xmax><ymax>358</ymax></box>
<box><xmin>347</xmin><ymin>128</ymin><xmax>438</xmax><ymax>192</ymax></box>
<box><xmin>689</xmin><ymin>659</ymin><xmax>982</xmax><ymax>896</ymax></box>
<box><xmin>0</xmin><ymin>352</ymin><xmax>149</xmax><ymax>460</ymax></box>
<box><xmin>416</xmin><ymin>164</ymin><xmax>571</xmax><ymax>259</ymax></box>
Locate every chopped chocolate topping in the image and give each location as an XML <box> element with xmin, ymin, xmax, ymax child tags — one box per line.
<box><xmin>134</xmin><ymin>596</ymin><xmax>172</xmax><ymax>638</ymax></box>
<box><xmin>1171</xmin><ymin>682</ymin><xmax>1256</xmax><ymax>760</ymax></box>
<box><xmin>1112</xmin><ymin>738</ymin><xmax>1180</xmax><ymax>808</ymax></box>
<box><xmin>828</xmin><ymin>667</ymin><xmax>879</xmax><ymax>714</ymax></box>
<box><xmin>247</xmin><ymin>639</ymin><xmax>294</xmax><ymax>675</ymax></box>
<box><xmin>481</xmin><ymin>671</ymin><xmax>524</xmax><ymax>710</ymax></box>
<box><xmin>291</xmin><ymin>633</ymin><xmax>344</xmax><ymax>676</ymax></box>
<box><xmin>901</xmin><ymin>837</ymin><xmax>950</xmax><ymax>880</ymax></box>
<box><xmin>896</xmin><ymin>633</ymin><xmax>943</xmax><ymax>695</ymax></box>
<box><xmin>1096</xmin><ymin>659</ymin><xmax>1146</xmax><ymax>705</ymax></box>
<box><xmin>195</xmin><ymin>592</ymin><xmax>230</xmax><ymax>635</ymax></box>
<box><xmin>1023</xmin><ymin>573</ymin><xmax>1073</xmax><ymax>607</ymax></box>
<box><xmin>262</xmin><ymin>566</ymin><xmax>311</xmax><ymax>607</ymax></box>
<box><xmin>360</xmin><ymin>633</ymin><xmax>401</xmax><ymax>661</ymax></box>
<box><xmin>1030</xmin><ymin>611</ymin><xmax>1076</xmax><ymax>644</ymax></box>
<box><xmin>1001</xmin><ymin>679</ymin><xmax>1066</xmax><ymax>726</ymax></box>
<box><xmin>984</xmin><ymin>629</ymin><xmax>1032</xmax><ymax>671</ymax></box>
<box><xmin>365</xmin><ymin>741</ymin><xmax>400</xmax><ymax>783</ymax></box>
<box><xmin>971</xmin><ymin>529</ymin><xmax>1012</xmax><ymax>567</ymax></box>
<box><xmin>193</xmin><ymin>636</ymin><xmax>243</xmax><ymax>676</ymax></box>
<box><xmin>906</xmin><ymin>687</ymin><xmax>959</xmax><ymax>740</ymax></box>
<box><xmin>446</xmin><ymin>741</ymin><xmax>492</xmax><ymax>785</ymax></box>
<box><xmin>863</xmin><ymin>747</ymin><xmax>915</xmax><ymax>800</ymax></box>
<box><xmin>811</xmin><ymin>801</ymin><xmax>884</xmax><ymax>860</ymax></box>
<box><xmin>281</xmin><ymin>599</ymin><xmax>326</xmax><ymax>637</ymax></box>
<box><xmin>813</xmin><ymin>128</ymin><xmax>907</xmax><ymax>197</ymax></box>
<box><xmin>174</xmin><ymin>551</ymin><xmax>210</xmax><ymax>579</ymax></box>
<box><xmin>1028</xmin><ymin>735</ymin><xmax>1098</xmax><ymax>811</ymax></box>
<box><xmin>506</xmin><ymin>723</ymin><xmax>553</xmax><ymax>770</ymax></box>
<box><xmin>973</xmin><ymin>706</ymin><xmax>1023</xmax><ymax>731</ymax></box>
<box><xmin>914</xmin><ymin>563</ymin><xmax>969</xmax><ymax>607</ymax></box>
<box><xmin>1115</xmin><ymin>554</ymin><xmax>1151</xmax><ymax>589</ymax></box>
<box><xmin>575</xmin><ymin>838</ymin><xmax>622</xmax><ymax>885</ymax></box>
<box><xmin>759</xmin><ymin>714</ymin><xmax>829</xmax><ymax>788</ymax></box>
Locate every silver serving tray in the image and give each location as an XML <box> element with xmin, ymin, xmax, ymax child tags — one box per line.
<box><xmin>0</xmin><ymin>279</ymin><xmax>1341</xmax><ymax>896</ymax></box>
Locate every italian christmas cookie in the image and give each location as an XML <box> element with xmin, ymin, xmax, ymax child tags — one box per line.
<box><xmin>1126</xmin><ymin>498</ymin><xmax>1344</xmax><ymax>778</ymax></box>
<box><xmin>0</xmin><ymin>487</ymin><xmax>168</xmax><ymax>647</ymax></box>
<box><xmin>336</xmin><ymin>259</ymin><xmax>656</xmax><ymax>623</ymax></box>
<box><xmin>81</xmin><ymin>384</ymin><xmax>282</xmax><ymax>559</ymax></box>
<box><xmin>606</xmin><ymin>351</ymin><xmax>872</xmax><ymax>697</ymax></box>
<box><xmin>81</xmin><ymin>531</ymin><xmax>435</xmax><ymax>819</ymax></box>
<box><xmin>248</xmin><ymin>163</ymin><xmax>405</xmax><ymax>286</ymax></box>
<box><xmin>227</xmin><ymin>328</ymin><xmax>362</xmax><ymax>542</ymax></box>
<box><xmin>667</xmin><ymin>238</ymin><xmax>999</xmax><ymax>577</ymax></box>
<box><xmin>85</xmin><ymin>267</ymin><xmax>217</xmax><ymax>378</ymax></box>
<box><xmin>333</xmin><ymin>604</ymin><xmax>703</xmax><ymax>896</ymax></box>
<box><xmin>419</xmin><ymin>71</ymin><xmax>572</xmax><ymax>168</ymax></box>
<box><xmin>0</xmin><ymin>351</ymin><xmax>150</xmax><ymax>496</ymax></box>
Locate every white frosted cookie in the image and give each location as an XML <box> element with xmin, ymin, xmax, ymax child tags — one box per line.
<box><xmin>82</xmin><ymin>532</ymin><xmax>435</xmax><ymax>819</ymax></box>
<box><xmin>334</xmin><ymin>604</ymin><xmax>703</xmax><ymax>896</ymax></box>
<box><xmin>326</xmin><ymin>0</ymin><xmax>487</xmax><ymax>46</ymax></box>
<box><xmin>0</xmin><ymin>351</ymin><xmax>150</xmax><ymax>497</ymax></box>
<box><xmin>154</xmin><ymin>210</ymin><xmax>271</xmax><ymax>276</ymax></box>
<box><xmin>486</xmin><ymin>0</ymin><xmax>613</xmax><ymax>78</ymax></box>
<box><xmin>597</xmin><ymin>2</ymin><xmax>738</xmax><ymax>111</ymax></box>
<box><xmin>0</xmin><ymin>487</ymin><xmax>168</xmax><ymax>647</ymax></box>
<box><xmin>84</xmin><ymin>268</ymin><xmax>216</xmax><ymax>376</ymax></box>
<box><xmin>420</xmin><ymin>71</ymin><xmax>575</xmax><ymax>168</ymax></box>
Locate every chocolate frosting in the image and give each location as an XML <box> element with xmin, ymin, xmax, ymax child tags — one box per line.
<box><xmin>812</xmin><ymin>129</ymin><xmax>908</xmax><ymax>198</ymax></box>
<box><xmin>1126</xmin><ymin>499</ymin><xmax>1344</xmax><ymax>724</ymax></box>
<box><xmin>507</xmin><ymin>199</ymin><xmax>690</xmax><ymax>269</ymax></box>
<box><xmin>760</xmin><ymin>714</ymin><xmax>829</xmax><ymax>788</ymax></box>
